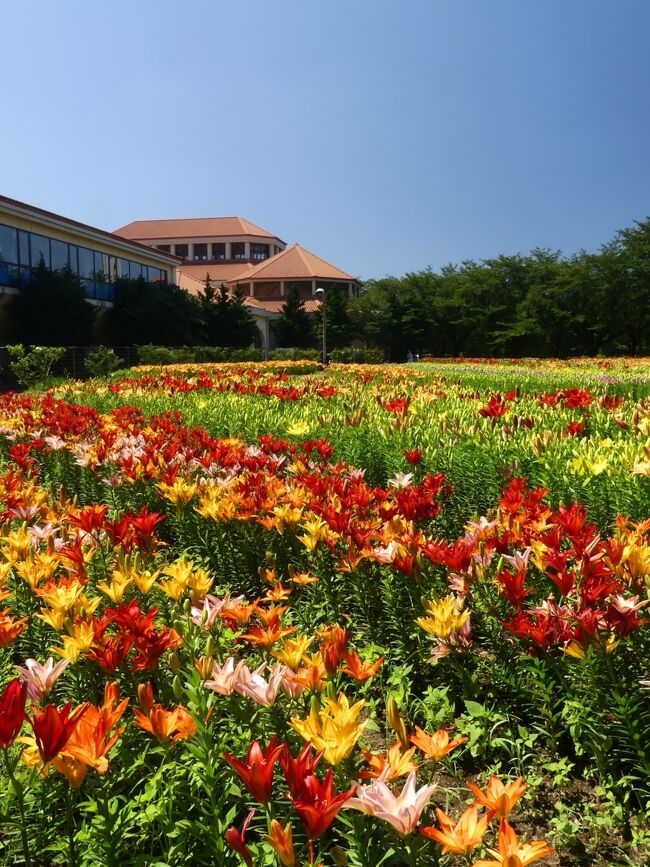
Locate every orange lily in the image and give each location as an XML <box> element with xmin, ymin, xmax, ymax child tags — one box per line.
<box><xmin>467</xmin><ymin>775</ymin><xmax>527</xmax><ymax>820</ymax></box>
<box><xmin>265</xmin><ymin>819</ymin><xmax>296</xmax><ymax>867</ymax></box>
<box><xmin>133</xmin><ymin>682</ymin><xmax>196</xmax><ymax>744</ymax></box>
<box><xmin>421</xmin><ymin>805</ymin><xmax>489</xmax><ymax>855</ymax></box>
<box><xmin>341</xmin><ymin>650</ymin><xmax>385</xmax><ymax>682</ymax></box>
<box><xmin>472</xmin><ymin>817</ymin><xmax>554</xmax><ymax>866</ymax></box>
<box><xmin>410</xmin><ymin>726</ymin><xmax>467</xmax><ymax>760</ymax></box>
<box><xmin>360</xmin><ymin>741</ymin><xmax>419</xmax><ymax>781</ymax></box>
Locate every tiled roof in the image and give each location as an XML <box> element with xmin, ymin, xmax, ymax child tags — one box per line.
<box><xmin>177</xmin><ymin>271</ymin><xmax>206</xmax><ymax>297</ymax></box>
<box><xmin>113</xmin><ymin>216</ymin><xmax>283</xmax><ymax>242</ymax></box>
<box><xmin>226</xmin><ymin>244</ymin><xmax>358</xmax><ymax>284</ymax></box>
<box><xmin>179</xmin><ymin>262</ymin><xmax>254</xmax><ymax>285</ymax></box>
<box><xmin>244</xmin><ymin>297</ymin><xmax>322</xmax><ymax>314</ymax></box>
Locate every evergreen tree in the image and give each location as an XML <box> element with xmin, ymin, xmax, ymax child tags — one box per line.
<box><xmin>11</xmin><ymin>262</ymin><xmax>95</xmax><ymax>345</ymax></box>
<box><xmin>201</xmin><ymin>281</ymin><xmax>258</xmax><ymax>347</ymax></box>
<box><xmin>314</xmin><ymin>285</ymin><xmax>354</xmax><ymax>351</ymax></box>
<box><xmin>111</xmin><ymin>277</ymin><xmax>205</xmax><ymax>346</ymax></box>
<box><xmin>272</xmin><ymin>284</ymin><xmax>314</xmax><ymax>347</ymax></box>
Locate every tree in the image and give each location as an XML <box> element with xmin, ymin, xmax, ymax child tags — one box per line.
<box><xmin>314</xmin><ymin>285</ymin><xmax>354</xmax><ymax>351</ymax></box>
<box><xmin>201</xmin><ymin>282</ymin><xmax>258</xmax><ymax>348</ymax></box>
<box><xmin>272</xmin><ymin>284</ymin><xmax>314</xmax><ymax>347</ymax></box>
<box><xmin>11</xmin><ymin>262</ymin><xmax>95</xmax><ymax>345</ymax></box>
<box><xmin>111</xmin><ymin>277</ymin><xmax>205</xmax><ymax>346</ymax></box>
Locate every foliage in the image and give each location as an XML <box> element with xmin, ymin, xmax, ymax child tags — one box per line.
<box><xmin>84</xmin><ymin>347</ymin><xmax>123</xmax><ymax>378</ymax></box>
<box><xmin>272</xmin><ymin>284</ymin><xmax>315</xmax><ymax>348</ymax></box>
<box><xmin>110</xmin><ymin>277</ymin><xmax>206</xmax><ymax>347</ymax></box>
<box><xmin>6</xmin><ymin>343</ymin><xmax>66</xmax><ymax>387</ymax></box>
<box><xmin>136</xmin><ymin>345</ymin><xmax>262</xmax><ymax>365</ymax></box>
<box><xmin>329</xmin><ymin>347</ymin><xmax>384</xmax><ymax>363</ymax></box>
<box><xmin>270</xmin><ymin>347</ymin><xmax>321</xmax><ymax>361</ymax></box>
<box><xmin>314</xmin><ymin>285</ymin><xmax>355</xmax><ymax>350</ymax></box>
<box><xmin>10</xmin><ymin>262</ymin><xmax>96</xmax><ymax>346</ymax></box>
<box><xmin>200</xmin><ymin>281</ymin><xmax>259</xmax><ymax>348</ymax></box>
<box><xmin>352</xmin><ymin>217</ymin><xmax>650</xmax><ymax>360</ymax></box>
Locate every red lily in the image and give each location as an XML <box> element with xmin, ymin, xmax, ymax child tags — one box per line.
<box><xmin>280</xmin><ymin>742</ymin><xmax>324</xmax><ymax>798</ymax></box>
<box><xmin>223</xmin><ymin>737</ymin><xmax>284</xmax><ymax>805</ymax></box>
<box><xmin>0</xmin><ymin>678</ymin><xmax>28</xmax><ymax>749</ymax></box>
<box><xmin>225</xmin><ymin>809</ymin><xmax>255</xmax><ymax>867</ymax></box>
<box><xmin>31</xmin><ymin>702</ymin><xmax>88</xmax><ymax>763</ymax></box>
<box><xmin>292</xmin><ymin>768</ymin><xmax>356</xmax><ymax>839</ymax></box>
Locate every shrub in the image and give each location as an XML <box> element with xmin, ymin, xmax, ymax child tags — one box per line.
<box><xmin>270</xmin><ymin>347</ymin><xmax>320</xmax><ymax>361</ymax></box>
<box><xmin>85</xmin><ymin>347</ymin><xmax>123</xmax><ymax>378</ymax></box>
<box><xmin>6</xmin><ymin>344</ymin><xmax>67</xmax><ymax>387</ymax></box>
<box><xmin>136</xmin><ymin>345</ymin><xmax>262</xmax><ymax>366</ymax></box>
<box><xmin>329</xmin><ymin>346</ymin><xmax>385</xmax><ymax>363</ymax></box>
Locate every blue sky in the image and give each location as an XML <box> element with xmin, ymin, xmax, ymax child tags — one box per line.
<box><xmin>4</xmin><ymin>0</ymin><xmax>650</xmax><ymax>279</ymax></box>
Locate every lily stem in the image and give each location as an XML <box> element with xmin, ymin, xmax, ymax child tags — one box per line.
<box><xmin>2</xmin><ymin>748</ymin><xmax>32</xmax><ymax>867</ymax></box>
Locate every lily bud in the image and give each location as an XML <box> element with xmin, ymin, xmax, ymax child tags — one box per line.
<box><xmin>387</xmin><ymin>696</ymin><xmax>409</xmax><ymax>748</ymax></box>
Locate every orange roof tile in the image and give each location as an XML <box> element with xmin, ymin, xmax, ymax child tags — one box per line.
<box><xmin>179</xmin><ymin>262</ymin><xmax>255</xmax><ymax>285</ymax></box>
<box><xmin>113</xmin><ymin>216</ymin><xmax>283</xmax><ymax>242</ymax></box>
<box><xmin>225</xmin><ymin>244</ymin><xmax>359</xmax><ymax>285</ymax></box>
<box><xmin>243</xmin><ymin>297</ymin><xmax>322</xmax><ymax>314</ymax></box>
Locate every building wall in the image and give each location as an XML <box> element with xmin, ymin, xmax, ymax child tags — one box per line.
<box><xmin>1</xmin><ymin>210</ymin><xmax>176</xmax><ymax>278</ymax></box>
<box><xmin>137</xmin><ymin>236</ymin><xmax>285</xmax><ymax>262</ymax></box>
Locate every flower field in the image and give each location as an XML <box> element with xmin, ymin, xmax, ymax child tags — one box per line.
<box><xmin>1</xmin><ymin>358</ymin><xmax>649</xmax><ymax>866</ymax></box>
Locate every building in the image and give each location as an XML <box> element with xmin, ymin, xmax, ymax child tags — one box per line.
<box><xmin>113</xmin><ymin>216</ymin><xmax>361</xmax><ymax>353</ymax></box>
<box><xmin>113</xmin><ymin>217</ymin><xmax>286</xmax><ymax>281</ymax></box>
<box><xmin>0</xmin><ymin>195</ymin><xmax>179</xmax><ymax>306</ymax></box>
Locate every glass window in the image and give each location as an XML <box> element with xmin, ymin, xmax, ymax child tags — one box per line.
<box><xmin>156</xmin><ymin>244</ymin><xmax>171</xmax><ymax>253</ymax></box>
<box><xmin>94</xmin><ymin>251</ymin><xmax>109</xmax><ymax>278</ymax></box>
<box><xmin>251</xmin><ymin>243</ymin><xmax>269</xmax><ymax>261</ymax></box>
<box><xmin>68</xmin><ymin>245</ymin><xmax>79</xmax><ymax>275</ymax></box>
<box><xmin>130</xmin><ymin>261</ymin><xmax>143</xmax><ymax>280</ymax></box>
<box><xmin>117</xmin><ymin>258</ymin><xmax>130</xmax><ymax>279</ymax></box>
<box><xmin>30</xmin><ymin>234</ymin><xmax>50</xmax><ymax>268</ymax></box>
<box><xmin>18</xmin><ymin>231</ymin><xmax>29</xmax><ymax>266</ymax></box>
<box><xmin>174</xmin><ymin>243</ymin><xmax>188</xmax><ymax>259</ymax></box>
<box><xmin>78</xmin><ymin>247</ymin><xmax>94</xmax><ymax>279</ymax></box>
<box><xmin>108</xmin><ymin>256</ymin><xmax>118</xmax><ymax>281</ymax></box>
<box><xmin>212</xmin><ymin>242</ymin><xmax>225</xmax><ymax>260</ymax></box>
<box><xmin>232</xmin><ymin>242</ymin><xmax>245</xmax><ymax>260</ymax></box>
<box><xmin>0</xmin><ymin>224</ymin><xmax>18</xmax><ymax>265</ymax></box>
<box><xmin>193</xmin><ymin>243</ymin><xmax>208</xmax><ymax>260</ymax></box>
<box><xmin>160</xmin><ymin>269</ymin><xmax>168</xmax><ymax>283</ymax></box>
<box><xmin>50</xmin><ymin>239</ymin><xmax>69</xmax><ymax>271</ymax></box>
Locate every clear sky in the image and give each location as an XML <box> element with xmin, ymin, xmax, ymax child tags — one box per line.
<box><xmin>3</xmin><ymin>0</ymin><xmax>650</xmax><ymax>280</ymax></box>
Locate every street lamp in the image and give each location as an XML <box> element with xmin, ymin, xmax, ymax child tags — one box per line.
<box><xmin>313</xmin><ymin>286</ymin><xmax>327</xmax><ymax>365</ymax></box>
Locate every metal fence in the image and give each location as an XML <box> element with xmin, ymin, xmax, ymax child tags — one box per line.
<box><xmin>0</xmin><ymin>346</ymin><xmax>140</xmax><ymax>392</ymax></box>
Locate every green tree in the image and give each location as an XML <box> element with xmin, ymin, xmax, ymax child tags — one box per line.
<box><xmin>272</xmin><ymin>284</ymin><xmax>314</xmax><ymax>347</ymax></box>
<box><xmin>11</xmin><ymin>262</ymin><xmax>95</xmax><ymax>345</ymax></box>
<box><xmin>314</xmin><ymin>285</ymin><xmax>354</xmax><ymax>351</ymax></box>
<box><xmin>201</xmin><ymin>282</ymin><xmax>258</xmax><ymax>348</ymax></box>
<box><xmin>111</xmin><ymin>277</ymin><xmax>205</xmax><ymax>346</ymax></box>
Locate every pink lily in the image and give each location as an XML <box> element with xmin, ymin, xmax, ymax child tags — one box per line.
<box><xmin>14</xmin><ymin>657</ymin><xmax>71</xmax><ymax>704</ymax></box>
<box><xmin>235</xmin><ymin>662</ymin><xmax>287</xmax><ymax>707</ymax></box>
<box><xmin>203</xmin><ymin>657</ymin><xmax>248</xmax><ymax>696</ymax></box>
<box><xmin>344</xmin><ymin>771</ymin><xmax>437</xmax><ymax>835</ymax></box>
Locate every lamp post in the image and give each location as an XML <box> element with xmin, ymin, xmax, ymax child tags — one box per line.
<box><xmin>314</xmin><ymin>286</ymin><xmax>327</xmax><ymax>365</ymax></box>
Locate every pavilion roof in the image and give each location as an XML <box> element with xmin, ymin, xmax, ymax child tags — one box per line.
<box><xmin>226</xmin><ymin>244</ymin><xmax>359</xmax><ymax>285</ymax></box>
<box><xmin>114</xmin><ymin>216</ymin><xmax>283</xmax><ymax>242</ymax></box>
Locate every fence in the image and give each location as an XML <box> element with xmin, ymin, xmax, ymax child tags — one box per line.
<box><xmin>0</xmin><ymin>346</ymin><xmax>140</xmax><ymax>392</ymax></box>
